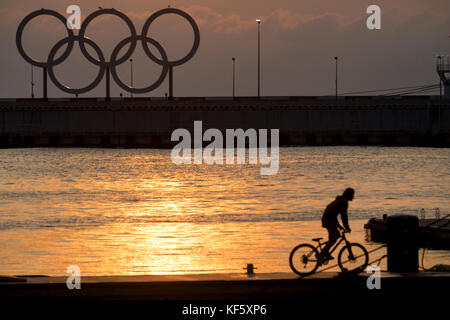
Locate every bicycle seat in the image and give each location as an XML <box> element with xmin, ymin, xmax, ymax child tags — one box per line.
<box><xmin>312</xmin><ymin>237</ymin><xmax>323</xmax><ymax>242</ymax></box>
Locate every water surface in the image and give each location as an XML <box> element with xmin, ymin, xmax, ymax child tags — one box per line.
<box><xmin>0</xmin><ymin>147</ymin><xmax>448</xmax><ymax>275</ymax></box>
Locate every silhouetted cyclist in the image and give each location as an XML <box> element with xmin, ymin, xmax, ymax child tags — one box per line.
<box><xmin>319</xmin><ymin>188</ymin><xmax>354</xmax><ymax>261</ymax></box>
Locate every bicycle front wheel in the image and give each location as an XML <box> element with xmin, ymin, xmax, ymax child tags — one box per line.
<box><xmin>289</xmin><ymin>244</ymin><xmax>319</xmax><ymax>276</ymax></box>
<box><xmin>337</xmin><ymin>243</ymin><xmax>369</xmax><ymax>273</ymax></box>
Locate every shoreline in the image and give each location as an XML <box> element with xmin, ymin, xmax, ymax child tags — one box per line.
<box><xmin>1</xmin><ymin>271</ymin><xmax>449</xmax><ymax>300</ymax></box>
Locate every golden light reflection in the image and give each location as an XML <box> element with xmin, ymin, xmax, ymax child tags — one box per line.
<box><xmin>1</xmin><ymin>220</ymin><xmax>448</xmax><ymax>276</ymax></box>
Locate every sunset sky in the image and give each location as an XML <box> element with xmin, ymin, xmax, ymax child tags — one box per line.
<box><xmin>0</xmin><ymin>0</ymin><xmax>449</xmax><ymax>97</ymax></box>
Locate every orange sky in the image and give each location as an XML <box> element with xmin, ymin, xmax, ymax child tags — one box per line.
<box><xmin>0</xmin><ymin>0</ymin><xmax>449</xmax><ymax>97</ymax></box>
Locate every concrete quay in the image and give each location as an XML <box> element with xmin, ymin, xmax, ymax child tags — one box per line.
<box><xmin>1</xmin><ymin>96</ymin><xmax>449</xmax><ymax>148</ymax></box>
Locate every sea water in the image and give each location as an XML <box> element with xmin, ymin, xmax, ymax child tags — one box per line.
<box><xmin>0</xmin><ymin>147</ymin><xmax>448</xmax><ymax>275</ymax></box>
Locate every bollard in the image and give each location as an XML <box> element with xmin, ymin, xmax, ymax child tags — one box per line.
<box><xmin>244</xmin><ymin>264</ymin><xmax>256</xmax><ymax>275</ymax></box>
<box><xmin>387</xmin><ymin>215</ymin><xmax>419</xmax><ymax>272</ymax></box>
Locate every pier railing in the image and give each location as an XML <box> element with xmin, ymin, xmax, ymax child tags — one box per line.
<box><xmin>419</xmin><ymin>208</ymin><xmax>441</xmax><ymax>220</ymax></box>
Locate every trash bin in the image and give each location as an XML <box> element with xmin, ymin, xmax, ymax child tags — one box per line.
<box><xmin>387</xmin><ymin>215</ymin><xmax>419</xmax><ymax>272</ymax></box>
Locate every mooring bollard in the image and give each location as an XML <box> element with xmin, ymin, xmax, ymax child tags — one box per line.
<box><xmin>386</xmin><ymin>215</ymin><xmax>419</xmax><ymax>272</ymax></box>
<box><xmin>244</xmin><ymin>264</ymin><xmax>256</xmax><ymax>275</ymax></box>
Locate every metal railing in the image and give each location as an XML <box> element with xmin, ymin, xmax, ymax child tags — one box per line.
<box><xmin>420</xmin><ymin>208</ymin><xmax>441</xmax><ymax>220</ymax></box>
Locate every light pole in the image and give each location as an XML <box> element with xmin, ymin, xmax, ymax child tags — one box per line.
<box><xmin>232</xmin><ymin>57</ymin><xmax>236</xmax><ymax>97</ymax></box>
<box><xmin>438</xmin><ymin>55</ymin><xmax>442</xmax><ymax>100</ymax></box>
<box><xmin>334</xmin><ymin>57</ymin><xmax>338</xmax><ymax>99</ymax></box>
<box><xmin>256</xmin><ymin>18</ymin><xmax>261</xmax><ymax>97</ymax></box>
<box><xmin>130</xmin><ymin>58</ymin><xmax>134</xmax><ymax>98</ymax></box>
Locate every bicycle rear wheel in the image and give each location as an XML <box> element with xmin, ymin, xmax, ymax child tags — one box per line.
<box><xmin>337</xmin><ymin>243</ymin><xmax>369</xmax><ymax>273</ymax></box>
<box><xmin>289</xmin><ymin>244</ymin><xmax>319</xmax><ymax>276</ymax></box>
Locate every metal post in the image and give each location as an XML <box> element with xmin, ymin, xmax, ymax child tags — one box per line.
<box><xmin>438</xmin><ymin>56</ymin><xmax>442</xmax><ymax>134</ymax></box>
<box><xmin>106</xmin><ymin>66</ymin><xmax>110</xmax><ymax>100</ymax></box>
<box><xmin>232</xmin><ymin>57</ymin><xmax>236</xmax><ymax>97</ymax></box>
<box><xmin>438</xmin><ymin>56</ymin><xmax>442</xmax><ymax>100</ymax></box>
<box><xmin>335</xmin><ymin>57</ymin><xmax>338</xmax><ymax>100</ymax></box>
<box><xmin>130</xmin><ymin>59</ymin><xmax>133</xmax><ymax>98</ymax></box>
<box><xmin>43</xmin><ymin>66</ymin><xmax>47</xmax><ymax>99</ymax></box>
<box><xmin>257</xmin><ymin>20</ymin><xmax>261</xmax><ymax>97</ymax></box>
<box><xmin>31</xmin><ymin>64</ymin><xmax>34</xmax><ymax>99</ymax></box>
<box><xmin>169</xmin><ymin>66</ymin><xmax>173</xmax><ymax>99</ymax></box>
<box><xmin>439</xmin><ymin>77</ymin><xmax>442</xmax><ymax>134</ymax></box>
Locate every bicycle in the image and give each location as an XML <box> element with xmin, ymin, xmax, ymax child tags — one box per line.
<box><xmin>289</xmin><ymin>230</ymin><xmax>369</xmax><ymax>276</ymax></box>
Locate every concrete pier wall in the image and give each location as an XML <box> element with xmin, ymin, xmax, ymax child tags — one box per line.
<box><xmin>0</xmin><ymin>96</ymin><xmax>449</xmax><ymax>147</ymax></box>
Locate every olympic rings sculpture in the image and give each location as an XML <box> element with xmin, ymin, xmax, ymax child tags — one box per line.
<box><xmin>16</xmin><ymin>8</ymin><xmax>200</xmax><ymax>95</ymax></box>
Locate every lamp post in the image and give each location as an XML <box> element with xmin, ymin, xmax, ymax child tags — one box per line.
<box><xmin>256</xmin><ymin>18</ymin><xmax>261</xmax><ymax>97</ymax></box>
<box><xmin>130</xmin><ymin>58</ymin><xmax>134</xmax><ymax>98</ymax></box>
<box><xmin>438</xmin><ymin>55</ymin><xmax>442</xmax><ymax>100</ymax></box>
<box><xmin>232</xmin><ymin>57</ymin><xmax>236</xmax><ymax>97</ymax></box>
<box><xmin>334</xmin><ymin>56</ymin><xmax>338</xmax><ymax>99</ymax></box>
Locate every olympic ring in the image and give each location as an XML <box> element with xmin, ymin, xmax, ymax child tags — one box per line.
<box><xmin>47</xmin><ymin>36</ymin><xmax>106</xmax><ymax>94</ymax></box>
<box><xmin>78</xmin><ymin>8</ymin><xmax>137</xmax><ymax>67</ymax></box>
<box><xmin>110</xmin><ymin>35</ymin><xmax>169</xmax><ymax>94</ymax></box>
<box><xmin>142</xmin><ymin>8</ymin><xmax>200</xmax><ymax>67</ymax></box>
<box><xmin>16</xmin><ymin>9</ymin><xmax>75</xmax><ymax>68</ymax></box>
<box><xmin>16</xmin><ymin>8</ymin><xmax>200</xmax><ymax>95</ymax></box>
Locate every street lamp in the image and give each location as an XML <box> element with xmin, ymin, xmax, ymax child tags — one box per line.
<box><xmin>256</xmin><ymin>18</ymin><xmax>261</xmax><ymax>97</ymax></box>
<box><xmin>334</xmin><ymin>57</ymin><xmax>338</xmax><ymax>99</ymax></box>
<box><xmin>232</xmin><ymin>57</ymin><xmax>236</xmax><ymax>97</ymax></box>
<box><xmin>130</xmin><ymin>58</ymin><xmax>134</xmax><ymax>98</ymax></box>
<box><xmin>438</xmin><ymin>55</ymin><xmax>442</xmax><ymax>99</ymax></box>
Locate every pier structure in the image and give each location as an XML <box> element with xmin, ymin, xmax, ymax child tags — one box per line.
<box><xmin>0</xmin><ymin>96</ymin><xmax>449</xmax><ymax>148</ymax></box>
